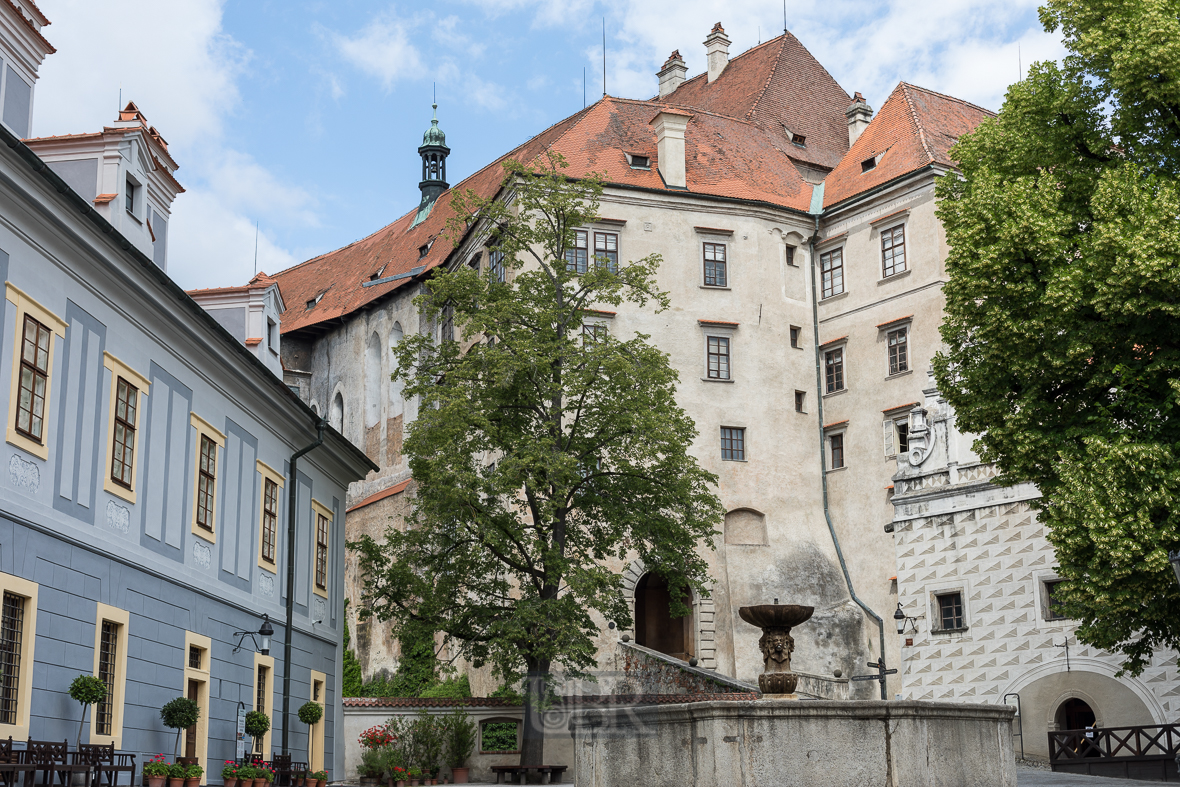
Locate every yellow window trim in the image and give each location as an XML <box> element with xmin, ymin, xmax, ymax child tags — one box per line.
<box><xmin>0</xmin><ymin>572</ymin><xmax>38</xmax><ymax>740</ymax></box>
<box><xmin>256</xmin><ymin>460</ymin><xmax>285</xmax><ymax>572</ymax></box>
<box><xmin>182</xmin><ymin>632</ymin><xmax>212</xmax><ymax>770</ymax></box>
<box><xmin>102</xmin><ymin>354</ymin><xmax>150</xmax><ymax>504</ymax></box>
<box><xmin>90</xmin><ymin>603</ymin><xmax>130</xmax><ymax>748</ymax></box>
<box><xmin>189</xmin><ymin>412</ymin><xmax>225</xmax><ymax>543</ymax></box>
<box><xmin>5</xmin><ymin>283</ymin><xmax>66</xmax><ymax>461</ymax></box>
<box><xmin>252</xmin><ymin>653</ymin><xmax>276</xmax><ymax>758</ymax></box>
<box><xmin>308</xmin><ymin>670</ymin><xmax>326</xmax><ymax>774</ymax></box>
<box><xmin>310</xmin><ymin>499</ymin><xmax>332</xmax><ymax>599</ymax></box>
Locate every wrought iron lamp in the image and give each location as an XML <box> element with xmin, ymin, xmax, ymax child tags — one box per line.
<box><xmin>233</xmin><ymin>613</ymin><xmax>275</xmax><ymax>656</ymax></box>
<box><xmin>893</xmin><ymin>603</ymin><xmax>918</xmax><ymax>635</ymax></box>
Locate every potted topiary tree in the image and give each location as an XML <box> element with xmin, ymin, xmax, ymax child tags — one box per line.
<box><xmin>297</xmin><ymin>702</ymin><xmax>323</xmax><ymax>774</ymax></box>
<box><xmin>442</xmin><ymin>710</ymin><xmax>475</xmax><ymax>785</ymax></box>
<box><xmin>160</xmin><ymin>697</ymin><xmax>201</xmax><ymax>759</ymax></box>
<box><xmin>244</xmin><ymin>711</ymin><xmax>270</xmax><ymax>761</ymax></box>
<box><xmin>67</xmin><ymin>674</ymin><xmax>108</xmax><ymax>749</ymax></box>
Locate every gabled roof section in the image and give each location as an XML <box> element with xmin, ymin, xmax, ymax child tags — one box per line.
<box><xmin>653</xmin><ymin>31</ymin><xmax>851</xmax><ymax>170</ymax></box>
<box><xmin>271</xmin><ymin>95</ymin><xmax>813</xmax><ymax>336</ymax></box>
<box><xmin>823</xmin><ymin>82</ymin><xmax>994</xmax><ymax>209</ymax></box>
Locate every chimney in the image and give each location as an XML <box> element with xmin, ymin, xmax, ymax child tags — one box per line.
<box><xmin>650</xmin><ymin>110</ymin><xmax>691</xmax><ymax>189</ymax></box>
<box><xmin>704</xmin><ymin>23</ymin><xmax>730</xmax><ymax>83</ymax></box>
<box><xmin>658</xmin><ymin>50</ymin><xmax>687</xmax><ymax>98</ymax></box>
<box><xmin>846</xmin><ymin>92</ymin><xmax>873</xmax><ymax>147</ymax></box>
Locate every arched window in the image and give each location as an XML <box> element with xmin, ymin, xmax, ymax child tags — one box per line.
<box><xmin>390</xmin><ymin>322</ymin><xmax>404</xmax><ymax>416</ymax></box>
<box><xmin>330</xmin><ymin>392</ymin><xmax>344</xmax><ymax>433</ymax></box>
<box><xmin>634</xmin><ymin>573</ymin><xmax>694</xmax><ymax>661</ymax></box>
<box><xmin>365</xmin><ymin>331</ymin><xmax>382</xmax><ymax>428</ymax></box>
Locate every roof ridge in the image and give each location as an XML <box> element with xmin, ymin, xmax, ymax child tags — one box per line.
<box><xmin>626</xmin><ymin>96</ymin><xmax>767</xmax><ymax>128</ymax></box>
<box><xmin>897</xmin><ymin>81</ymin><xmax>998</xmax><ymax>118</ymax></box>
<box><xmin>745</xmin><ymin>35</ymin><xmax>787</xmax><ymax>122</ymax></box>
<box><xmin>898</xmin><ymin>83</ymin><xmax>936</xmax><ymax>164</ymax></box>
<box><xmin>658</xmin><ymin>31</ymin><xmax>791</xmax><ymax>101</ymax></box>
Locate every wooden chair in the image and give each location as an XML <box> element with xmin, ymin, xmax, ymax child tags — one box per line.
<box><xmin>0</xmin><ymin>738</ymin><xmax>35</xmax><ymax>787</ymax></box>
<box><xmin>75</xmin><ymin>745</ymin><xmax>135</xmax><ymax>787</ymax></box>
<box><xmin>25</xmin><ymin>741</ymin><xmax>91</xmax><ymax>787</ymax></box>
<box><xmin>270</xmin><ymin>755</ymin><xmax>291</xmax><ymax>787</ymax></box>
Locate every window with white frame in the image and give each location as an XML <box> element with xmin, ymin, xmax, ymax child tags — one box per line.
<box><xmin>706</xmin><ymin>336</ymin><xmax>731</xmax><ymax>380</ymax></box>
<box><xmin>820</xmin><ymin>248</ymin><xmax>844</xmax><ymax>298</ymax></box>
<box><xmin>888</xmin><ymin>327</ymin><xmax>909</xmax><ymax>375</ymax></box>
<box><xmin>703</xmin><ymin>242</ymin><xmax>727</xmax><ymax>287</ymax></box>
<box><xmin>829</xmin><ymin>432</ymin><xmax>845</xmax><ymax>469</ymax></box>
<box><xmin>824</xmin><ymin>348</ymin><xmax>844</xmax><ymax>393</ymax></box>
<box><xmin>565</xmin><ymin>230</ymin><xmax>589</xmax><ymax>273</ymax></box>
<box><xmin>881</xmin><ymin>224</ymin><xmax>906</xmax><ymax>277</ymax></box>
<box><xmin>593</xmin><ymin>232</ymin><xmax>618</xmax><ymax>273</ymax></box>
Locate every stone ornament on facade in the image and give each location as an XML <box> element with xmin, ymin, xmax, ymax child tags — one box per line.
<box><xmin>906</xmin><ymin>406</ymin><xmax>936</xmax><ymax>467</ymax></box>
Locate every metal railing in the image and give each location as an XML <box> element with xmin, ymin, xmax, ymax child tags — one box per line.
<box><xmin>1049</xmin><ymin>723</ymin><xmax>1180</xmax><ymax>781</ymax></box>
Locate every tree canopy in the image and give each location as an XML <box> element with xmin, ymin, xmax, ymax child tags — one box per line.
<box><xmin>351</xmin><ymin>153</ymin><xmax>723</xmax><ymax>766</ymax></box>
<box><xmin>934</xmin><ymin>0</ymin><xmax>1180</xmax><ymax>674</ymax></box>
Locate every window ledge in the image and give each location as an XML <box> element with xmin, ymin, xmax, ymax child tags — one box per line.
<box><xmin>820</xmin><ymin>291</ymin><xmax>849</xmax><ymax>303</ymax></box>
<box><xmin>931</xmin><ymin>626</ymin><xmax>969</xmax><ymax>636</ymax></box>
<box><xmin>700</xmin><ymin>285</ymin><xmax>732</xmax><ymax>290</ymax></box>
<box><xmin>126</xmin><ymin>210</ymin><xmax>142</xmax><ymax>225</ymax></box>
<box><xmin>701</xmin><ymin>377</ymin><xmax>735</xmax><ymax>383</ymax></box>
<box><xmin>721</xmin><ymin>458</ymin><xmax>749</xmax><ymax>463</ymax></box>
<box><xmin>878</xmin><ymin>268</ymin><xmax>912</xmax><ymax>285</ymax></box>
<box><xmin>826</xmin><ymin>466</ymin><xmax>847</xmax><ymax>473</ymax></box>
<box><xmin>885</xmin><ymin>369</ymin><xmax>913</xmax><ymax>380</ymax></box>
<box><xmin>823</xmin><ymin>388</ymin><xmax>848</xmax><ymax>399</ymax></box>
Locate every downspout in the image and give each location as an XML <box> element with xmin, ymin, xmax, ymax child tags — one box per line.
<box><xmin>281</xmin><ymin>418</ymin><xmax>326</xmax><ymax>753</ymax></box>
<box><xmin>806</xmin><ymin>211</ymin><xmax>887</xmax><ymax>699</ymax></box>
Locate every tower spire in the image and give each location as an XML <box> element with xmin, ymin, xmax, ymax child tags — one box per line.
<box><xmin>411</xmin><ymin>101</ymin><xmax>451</xmax><ymax>228</ymax></box>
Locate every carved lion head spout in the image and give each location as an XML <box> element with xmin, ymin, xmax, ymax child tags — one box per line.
<box><xmin>758</xmin><ymin>630</ymin><xmax>795</xmax><ymax>670</ymax></box>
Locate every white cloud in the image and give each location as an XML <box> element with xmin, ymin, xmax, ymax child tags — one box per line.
<box><xmin>329</xmin><ymin>13</ymin><xmax>425</xmax><ymax>90</ymax></box>
<box><xmin>33</xmin><ymin>0</ymin><xmax>309</xmax><ymax>290</ymax></box>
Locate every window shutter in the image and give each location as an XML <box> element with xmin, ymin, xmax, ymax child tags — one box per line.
<box><xmin>883</xmin><ymin>419</ymin><xmax>895</xmax><ymax>457</ymax></box>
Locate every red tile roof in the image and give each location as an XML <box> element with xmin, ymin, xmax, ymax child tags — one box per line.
<box><xmin>655</xmin><ymin>31</ymin><xmax>851</xmax><ymax>170</ymax></box>
<box><xmin>823</xmin><ymin>83</ymin><xmax>994</xmax><ymax>209</ymax></box>
<box><xmin>187</xmin><ymin>271</ymin><xmax>279</xmax><ymax>297</ymax></box>
<box><xmin>2</xmin><ymin>0</ymin><xmax>54</xmax><ymax>53</ymax></box>
<box><xmin>272</xmin><ymin>95</ymin><xmax>812</xmax><ymax>336</ymax></box>
<box><xmin>346</xmin><ymin>478</ymin><xmax>413</xmax><ymax>513</ymax></box>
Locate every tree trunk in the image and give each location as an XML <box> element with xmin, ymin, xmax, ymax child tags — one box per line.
<box><xmin>77</xmin><ymin>704</ymin><xmax>87</xmax><ymax>749</ymax></box>
<box><xmin>519</xmin><ymin>659</ymin><xmax>550</xmax><ymax>774</ymax></box>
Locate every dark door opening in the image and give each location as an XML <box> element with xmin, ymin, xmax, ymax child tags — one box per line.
<box><xmin>634</xmin><ymin>573</ymin><xmax>694</xmax><ymax>661</ymax></box>
<box><xmin>185</xmin><ymin>679</ymin><xmax>198</xmax><ymax>758</ymax></box>
<box><xmin>1058</xmin><ymin>698</ymin><xmax>1096</xmax><ymax>731</ymax></box>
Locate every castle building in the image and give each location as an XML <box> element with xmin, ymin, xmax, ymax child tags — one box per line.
<box><xmin>0</xmin><ymin>0</ymin><xmax>375</xmax><ymax>777</ymax></box>
<box><xmin>259</xmin><ymin>20</ymin><xmax>1177</xmax><ymax>728</ymax></box>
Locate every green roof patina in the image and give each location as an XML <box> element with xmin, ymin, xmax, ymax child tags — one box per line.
<box><xmin>422</xmin><ymin>103</ymin><xmax>446</xmax><ymax>147</ymax></box>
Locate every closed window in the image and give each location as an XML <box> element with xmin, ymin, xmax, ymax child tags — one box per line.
<box><xmin>254</xmin><ymin>664</ymin><xmax>269</xmax><ymax>754</ymax></box>
<box><xmin>196</xmin><ymin>435</ymin><xmax>217</xmax><ymax>532</ymax></box>
<box><xmin>794</xmin><ymin>390</ymin><xmax>805</xmax><ymax>413</ymax></box>
<box><xmin>789</xmin><ymin>326</ymin><xmax>801</xmax><ymax>348</ymax></box>
<box><xmin>440</xmin><ymin>303</ymin><xmax>454</xmax><ymax>343</ymax></box>
<box><xmin>0</xmin><ymin>592</ymin><xmax>27</xmax><ymax>725</ymax></box>
<box><xmin>594</xmin><ymin>232</ymin><xmax>618</xmax><ymax>273</ymax></box>
<box><xmin>15</xmin><ymin>315</ymin><xmax>51</xmax><ymax>443</ymax></box>
<box><xmin>110</xmin><ymin>378</ymin><xmax>138</xmax><ymax>489</ymax></box>
<box><xmin>882</xmin><ymin>224</ymin><xmax>906</xmax><ymax>277</ymax></box>
<box><xmin>937</xmin><ymin>592</ymin><xmax>964</xmax><ymax>630</ymax></box>
<box><xmin>707</xmin><ymin>336</ymin><xmax>730</xmax><ymax>380</ymax></box>
<box><xmin>489</xmin><ymin>248</ymin><xmax>505</xmax><ymax>283</ymax></box>
<box><xmin>565</xmin><ymin>230</ymin><xmax>588</xmax><ymax>273</ymax></box>
<box><xmin>829</xmin><ymin>433</ymin><xmax>845</xmax><ymax>469</ymax></box>
<box><xmin>261</xmin><ymin>478</ymin><xmax>278</xmax><ymax>565</ymax></box>
<box><xmin>821</xmin><ymin>248</ymin><xmax>844</xmax><ymax>298</ymax></box>
<box><xmin>124</xmin><ymin>178</ymin><xmax>136</xmax><ymax>214</ymax></box>
<box><xmin>1045</xmin><ymin>580</ymin><xmax>1068</xmax><ymax>621</ymax></box>
<box><xmin>888</xmin><ymin>327</ymin><xmax>909</xmax><ymax>375</ymax></box>
<box><xmin>824</xmin><ymin>348</ymin><xmax>844</xmax><ymax>393</ymax></box>
<box><xmin>582</xmin><ymin>324</ymin><xmax>606</xmax><ymax>343</ymax></box>
<box><xmin>315</xmin><ymin>513</ymin><xmax>329</xmax><ymax>591</ymax></box>
<box><xmin>721</xmin><ymin>427</ymin><xmax>745</xmax><ymax>461</ymax></box>
<box><xmin>785</xmin><ymin>246</ymin><xmax>796</xmax><ymax>267</ymax></box>
<box><xmin>188</xmin><ymin>645</ymin><xmax>203</xmax><ymax>670</ymax></box>
<box><xmin>703</xmin><ymin>242</ymin><xmax>727</xmax><ymax>287</ymax></box>
<box><xmin>95</xmin><ymin>621</ymin><xmax>118</xmax><ymax>736</ymax></box>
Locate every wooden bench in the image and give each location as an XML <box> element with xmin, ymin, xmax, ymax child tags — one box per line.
<box><xmin>0</xmin><ymin>737</ymin><xmax>35</xmax><ymax>787</ymax></box>
<box><xmin>489</xmin><ymin>765</ymin><xmax>568</xmax><ymax>784</ymax></box>
<box><xmin>76</xmin><ymin>744</ymin><xmax>136</xmax><ymax>787</ymax></box>
<box><xmin>26</xmin><ymin>740</ymin><xmax>93</xmax><ymax>787</ymax></box>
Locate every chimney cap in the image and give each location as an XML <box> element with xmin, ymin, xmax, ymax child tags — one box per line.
<box><xmin>710</xmin><ymin>22</ymin><xmax>724</xmax><ymax>33</ymax></box>
<box><xmin>663</xmin><ymin>50</ymin><xmax>685</xmax><ymax>68</ymax></box>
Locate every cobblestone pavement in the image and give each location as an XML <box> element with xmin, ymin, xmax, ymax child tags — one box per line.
<box><xmin>1016</xmin><ymin>764</ymin><xmax>1167</xmax><ymax>786</ymax></box>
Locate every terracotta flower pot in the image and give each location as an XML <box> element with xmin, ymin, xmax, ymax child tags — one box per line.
<box><xmin>256</xmin><ymin>778</ymin><xmax>269</xmax><ymax>787</ymax></box>
<box><xmin>147</xmin><ymin>777</ymin><xmax>166</xmax><ymax>787</ymax></box>
<box><xmin>224</xmin><ymin>778</ymin><xmax>238</xmax><ymax>787</ymax></box>
<box><xmin>450</xmin><ymin>768</ymin><xmax>469</xmax><ymax>785</ymax></box>
<box><xmin>169</xmin><ymin>778</ymin><xmax>185</xmax><ymax>787</ymax></box>
<box><xmin>186</xmin><ymin>777</ymin><xmax>200</xmax><ymax>787</ymax></box>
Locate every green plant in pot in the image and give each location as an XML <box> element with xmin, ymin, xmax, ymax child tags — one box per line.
<box><xmin>244</xmin><ymin>711</ymin><xmax>271</xmax><ymax>758</ymax></box>
<box><xmin>185</xmin><ymin>763</ymin><xmax>203</xmax><ymax>787</ymax></box>
<box><xmin>160</xmin><ymin>697</ymin><xmax>201</xmax><ymax>758</ymax></box>
<box><xmin>167</xmin><ymin>762</ymin><xmax>187</xmax><ymax>787</ymax></box>
<box><xmin>442</xmin><ymin>710</ymin><xmax>475</xmax><ymax>785</ymax></box>
<box><xmin>297</xmin><ymin>702</ymin><xmax>324</xmax><ymax>772</ymax></box>
<box><xmin>67</xmin><ymin>674</ymin><xmax>108</xmax><ymax>749</ymax></box>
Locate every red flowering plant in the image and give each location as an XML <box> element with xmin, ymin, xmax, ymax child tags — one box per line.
<box><xmin>143</xmin><ymin>755</ymin><xmax>171</xmax><ymax>778</ymax></box>
<box><xmin>359</xmin><ymin>725</ymin><xmax>394</xmax><ymax>750</ymax></box>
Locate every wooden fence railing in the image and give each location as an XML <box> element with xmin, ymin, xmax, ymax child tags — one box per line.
<box><xmin>1049</xmin><ymin>723</ymin><xmax>1179</xmax><ymax>781</ymax></box>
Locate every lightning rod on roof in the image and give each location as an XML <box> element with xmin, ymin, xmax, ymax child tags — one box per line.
<box><xmin>254</xmin><ymin>220</ymin><xmax>259</xmax><ymax>276</ymax></box>
<box><xmin>784</xmin><ymin>0</ymin><xmax>787</xmax><ymax>32</ymax></box>
<box><xmin>602</xmin><ymin>17</ymin><xmax>606</xmax><ymax>97</ymax></box>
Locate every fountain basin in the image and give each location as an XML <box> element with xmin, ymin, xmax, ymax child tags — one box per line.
<box><xmin>737</xmin><ymin>604</ymin><xmax>814</xmax><ymax>629</ymax></box>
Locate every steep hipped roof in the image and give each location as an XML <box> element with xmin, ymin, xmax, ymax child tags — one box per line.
<box><xmin>272</xmin><ymin>96</ymin><xmax>813</xmax><ymax>336</ymax></box>
<box><xmin>655</xmin><ymin>31</ymin><xmax>851</xmax><ymax>170</ymax></box>
<box><xmin>823</xmin><ymin>82</ymin><xmax>994</xmax><ymax>209</ymax></box>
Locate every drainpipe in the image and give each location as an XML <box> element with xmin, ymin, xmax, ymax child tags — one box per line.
<box><xmin>807</xmin><ymin>214</ymin><xmax>887</xmax><ymax>699</ymax></box>
<box><xmin>281</xmin><ymin>418</ymin><xmax>326</xmax><ymax>753</ymax></box>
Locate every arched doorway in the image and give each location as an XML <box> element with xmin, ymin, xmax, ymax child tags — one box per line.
<box><xmin>1057</xmin><ymin>698</ymin><xmax>1096</xmax><ymax>731</ymax></box>
<box><xmin>634</xmin><ymin>573</ymin><xmax>694</xmax><ymax>661</ymax></box>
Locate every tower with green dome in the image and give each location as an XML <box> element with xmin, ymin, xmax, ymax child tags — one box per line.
<box><xmin>418</xmin><ymin>102</ymin><xmax>449</xmax><ymax>203</ymax></box>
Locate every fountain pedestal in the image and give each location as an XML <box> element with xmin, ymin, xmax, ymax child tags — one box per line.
<box><xmin>737</xmin><ymin>604</ymin><xmax>814</xmax><ymax>698</ymax></box>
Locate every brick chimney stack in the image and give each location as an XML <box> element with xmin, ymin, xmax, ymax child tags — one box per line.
<box><xmin>846</xmin><ymin>92</ymin><xmax>873</xmax><ymax>147</ymax></box>
<box><xmin>658</xmin><ymin>50</ymin><xmax>687</xmax><ymax>98</ymax></box>
<box><xmin>650</xmin><ymin>110</ymin><xmax>691</xmax><ymax>189</ymax></box>
<box><xmin>704</xmin><ymin>23</ymin><xmax>730</xmax><ymax>83</ymax></box>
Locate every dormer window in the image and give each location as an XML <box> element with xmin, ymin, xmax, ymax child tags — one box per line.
<box><xmin>625</xmin><ymin>153</ymin><xmax>650</xmax><ymax>170</ymax></box>
<box><xmin>861</xmin><ymin>156</ymin><xmax>878</xmax><ymax>173</ymax></box>
<box><xmin>418</xmin><ymin>239</ymin><xmax>433</xmax><ymax>259</ymax></box>
<box><xmin>125</xmin><ymin>178</ymin><xmax>137</xmax><ymax>214</ymax></box>
<box><xmin>792</xmin><ymin>135</ymin><xmax>806</xmax><ymax>148</ymax></box>
<box><xmin>306</xmin><ymin>292</ymin><xmax>324</xmax><ymax>310</ymax></box>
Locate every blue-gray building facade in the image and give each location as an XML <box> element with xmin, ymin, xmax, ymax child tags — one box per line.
<box><xmin>0</xmin><ymin>109</ymin><xmax>375</xmax><ymax>780</ymax></box>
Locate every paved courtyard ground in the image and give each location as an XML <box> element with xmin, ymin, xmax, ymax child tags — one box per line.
<box><xmin>1016</xmin><ymin>764</ymin><xmax>1168</xmax><ymax>786</ymax></box>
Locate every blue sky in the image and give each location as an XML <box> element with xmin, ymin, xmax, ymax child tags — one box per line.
<box><xmin>32</xmin><ymin>0</ymin><xmax>1064</xmax><ymax>291</ymax></box>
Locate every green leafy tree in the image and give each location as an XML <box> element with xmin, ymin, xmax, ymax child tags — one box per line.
<box><xmin>160</xmin><ymin>697</ymin><xmax>200</xmax><ymax>758</ymax></box>
<box><xmin>244</xmin><ymin>710</ymin><xmax>270</xmax><ymax>757</ymax></box>
<box><xmin>933</xmin><ymin>0</ymin><xmax>1180</xmax><ymax>674</ymax></box>
<box><xmin>68</xmin><ymin>674</ymin><xmax>107</xmax><ymax>748</ymax></box>
<box><xmin>351</xmin><ymin>153</ymin><xmax>723</xmax><ymax>767</ymax></box>
<box><xmin>297</xmin><ymin>701</ymin><xmax>323</xmax><ymax>766</ymax></box>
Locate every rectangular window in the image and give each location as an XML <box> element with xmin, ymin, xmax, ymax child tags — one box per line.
<box><xmin>124</xmin><ymin>178</ymin><xmax>136</xmax><ymax>214</ymax></box>
<box><xmin>703</xmin><ymin>242</ymin><xmax>727</xmax><ymax>287</ymax></box>
<box><xmin>937</xmin><ymin>592</ymin><xmax>964</xmax><ymax>630</ymax></box>
<box><xmin>582</xmin><ymin>324</ymin><xmax>606</xmax><ymax>343</ymax></box>
<box><xmin>188</xmin><ymin>645</ymin><xmax>202</xmax><ymax>670</ymax></box>
<box><xmin>789</xmin><ymin>326</ymin><xmax>801</xmax><ymax>349</ymax></box>
<box><xmin>785</xmin><ymin>246</ymin><xmax>796</xmax><ymax>267</ymax></box>
<box><xmin>261</xmin><ymin>478</ymin><xmax>278</xmax><ymax>564</ymax></box>
<box><xmin>882</xmin><ymin>224</ymin><xmax>906</xmax><ymax>277</ymax></box>
<box><xmin>267</xmin><ymin>319</ymin><xmax>277</xmax><ymax>352</ymax></box>
<box><xmin>440</xmin><ymin>303</ymin><xmax>454</xmax><ymax>344</ymax></box>
<box><xmin>820</xmin><ymin>248</ymin><xmax>844</xmax><ymax>299</ymax></box>
<box><xmin>594</xmin><ymin>232</ymin><xmax>618</xmax><ymax>274</ymax></box>
<box><xmin>794</xmin><ymin>391</ymin><xmax>806</xmax><ymax>413</ymax></box>
<box><xmin>196</xmin><ymin>435</ymin><xmax>216</xmax><ymax>531</ymax></box>
<box><xmin>489</xmin><ymin>249</ymin><xmax>505</xmax><ymax>283</ymax></box>
<box><xmin>254</xmin><ymin>664</ymin><xmax>268</xmax><ymax>754</ymax></box>
<box><xmin>0</xmin><ymin>592</ymin><xmax>26</xmax><ymax>726</ymax></box>
<box><xmin>109</xmin><ymin>378</ymin><xmax>138</xmax><ymax>489</ymax></box>
<box><xmin>824</xmin><ymin>348</ymin><xmax>844</xmax><ymax>393</ymax></box>
<box><xmin>888</xmin><ymin>327</ymin><xmax>909</xmax><ymax>375</ymax></box>
<box><xmin>720</xmin><ymin>427</ymin><xmax>745</xmax><ymax>461</ymax></box>
<box><xmin>829</xmin><ymin>433</ymin><xmax>845</xmax><ymax>469</ymax></box>
<box><xmin>15</xmin><ymin>315</ymin><xmax>51</xmax><ymax>443</ymax></box>
<box><xmin>315</xmin><ymin>513</ymin><xmax>329</xmax><ymax>591</ymax></box>
<box><xmin>896</xmin><ymin>421</ymin><xmax>909</xmax><ymax>455</ymax></box>
<box><xmin>95</xmin><ymin>621</ymin><xmax>118</xmax><ymax>736</ymax></box>
<box><xmin>707</xmin><ymin>336</ymin><xmax>730</xmax><ymax>380</ymax></box>
<box><xmin>1045</xmin><ymin>581</ymin><xmax>1068</xmax><ymax>621</ymax></box>
<box><xmin>565</xmin><ymin>230</ymin><xmax>588</xmax><ymax>274</ymax></box>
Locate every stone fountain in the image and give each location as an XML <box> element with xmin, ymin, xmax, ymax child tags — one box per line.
<box><xmin>737</xmin><ymin>602</ymin><xmax>813</xmax><ymax>697</ymax></box>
